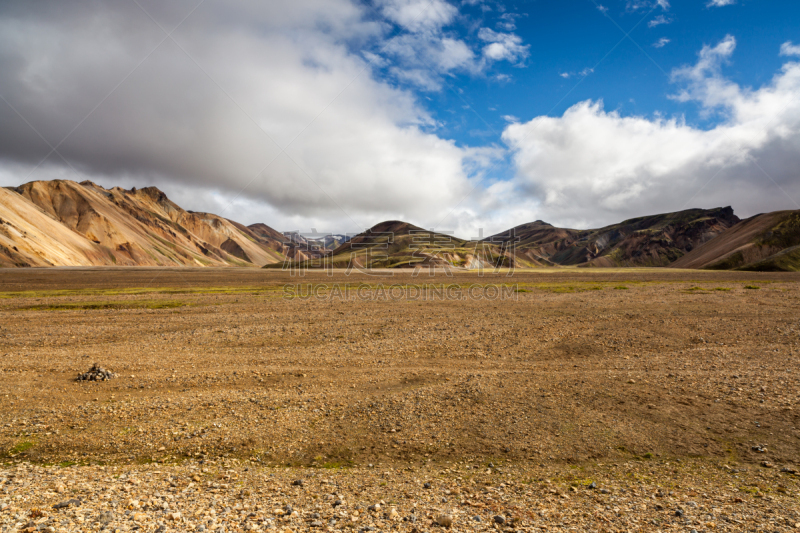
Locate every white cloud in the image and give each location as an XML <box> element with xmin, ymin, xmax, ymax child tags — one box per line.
<box><xmin>478</xmin><ymin>28</ymin><xmax>530</xmax><ymax>64</ymax></box>
<box><xmin>377</xmin><ymin>2</ymin><xmax>529</xmax><ymax>90</ymax></box>
<box><xmin>0</xmin><ymin>0</ymin><xmax>502</xmax><ymax>232</ymax></box>
<box><xmin>496</xmin><ymin>13</ymin><xmax>517</xmax><ymax>31</ymax></box>
<box><xmin>707</xmin><ymin>0</ymin><xmax>735</xmax><ymax>6</ymax></box>
<box><xmin>501</xmin><ymin>115</ymin><xmax>519</xmax><ymax>123</ymax></box>
<box><xmin>502</xmin><ymin>35</ymin><xmax>800</xmax><ymax>229</ymax></box>
<box><xmin>653</xmin><ymin>38</ymin><xmax>671</xmax><ymax>48</ymax></box>
<box><xmin>377</xmin><ymin>0</ymin><xmax>458</xmax><ymax>33</ymax></box>
<box><xmin>648</xmin><ymin>15</ymin><xmax>671</xmax><ymax>28</ymax></box>
<box><xmin>560</xmin><ymin>72</ymin><xmax>571</xmax><ymax>79</ymax></box>
<box><xmin>597</xmin><ymin>5</ymin><xmax>609</xmax><ymax>14</ymax></box>
<box><xmin>627</xmin><ymin>0</ymin><xmax>669</xmax><ymax>11</ymax></box>
<box><xmin>780</xmin><ymin>41</ymin><xmax>800</xmax><ymax>57</ymax></box>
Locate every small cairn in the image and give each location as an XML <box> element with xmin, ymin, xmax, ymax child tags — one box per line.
<box><xmin>77</xmin><ymin>363</ymin><xmax>116</xmax><ymax>382</ymax></box>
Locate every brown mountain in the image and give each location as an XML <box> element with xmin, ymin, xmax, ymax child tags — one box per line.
<box><xmin>488</xmin><ymin>207</ymin><xmax>740</xmax><ymax>267</ymax></box>
<box><xmin>268</xmin><ymin>220</ymin><xmax>524</xmax><ymax>270</ymax></box>
<box><xmin>0</xmin><ymin>179</ymin><xmax>286</xmax><ymax>267</ymax></box>
<box><xmin>671</xmin><ymin>210</ymin><xmax>800</xmax><ymax>271</ymax></box>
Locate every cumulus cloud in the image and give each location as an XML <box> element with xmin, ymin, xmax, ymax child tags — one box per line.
<box><xmin>707</xmin><ymin>0</ymin><xmax>735</xmax><ymax>6</ymax></box>
<box><xmin>377</xmin><ymin>0</ymin><xmax>458</xmax><ymax>33</ymax></box>
<box><xmin>0</xmin><ymin>0</ymin><xmax>502</xmax><ymax>232</ymax></box>
<box><xmin>478</xmin><ymin>28</ymin><xmax>530</xmax><ymax>63</ymax></box>
<box><xmin>502</xmin><ymin>36</ymin><xmax>800</xmax><ymax>229</ymax></box>
<box><xmin>376</xmin><ymin>1</ymin><xmax>529</xmax><ymax>90</ymax></box>
<box><xmin>653</xmin><ymin>38</ymin><xmax>671</xmax><ymax>48</ymax></box>
<box><xmin>781</xmin><ymin>41</ymin><xmax>800</xmax><ymax>57</ymax></box>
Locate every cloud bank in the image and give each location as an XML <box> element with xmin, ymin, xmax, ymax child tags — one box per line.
<box><xmin>502</xmin><ymin>36</ymin><xmax>800</xmax><ymax>229</ymax></box>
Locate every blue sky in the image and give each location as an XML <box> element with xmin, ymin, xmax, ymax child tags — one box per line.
<box><xmin>1</xmin><ymin>0</ymin><xmax>799</xmax><ymax>235</ymax></box>
<box><xmin>391</xmin><ymin>0</ymin><xmax>798</xmax><ymax>140</ymax></box>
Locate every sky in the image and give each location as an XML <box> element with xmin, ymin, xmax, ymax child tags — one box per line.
<box><xmin>1</xmin><ymin>0</ymin><xmax>799</xmax><ymax>238</ymax></box>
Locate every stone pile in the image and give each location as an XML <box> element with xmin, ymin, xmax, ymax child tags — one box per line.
<box><xmin>76</xmin><ymin>363</ymin><xmax>115</xmax><ymax>382</ymax></box>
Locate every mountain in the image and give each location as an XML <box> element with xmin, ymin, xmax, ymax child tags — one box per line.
<box><xmin>487</xmin><ymin>207</ymin><xmax>740</xmax><ymax>268</ymax></box>
<box><xmin>3</xmin><ymin>179</ymin><xmax>796</xmax><ymax>271</ymax></box>
<box><xmin>670</xmin><ymin>210</ymin><xmax>800</xmax><ymax>271</ymax></box>
<box><xmin>0</xmin><ymin>179</ymin><xmax>287</xmax><ymax>267</ymax></box>
<box><xmin>266</xmin><ymin>220</ymin><xmax>527</xmax><ymax>270</ymax></box>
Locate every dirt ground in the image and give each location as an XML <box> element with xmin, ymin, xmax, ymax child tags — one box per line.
<box><xmin>0</xmin><ymin>267</ymin><xmax>799</xmax><ymax>532</ymax></box>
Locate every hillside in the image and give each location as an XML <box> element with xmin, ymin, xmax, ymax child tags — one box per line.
<box><xmin>266</xmin><ymin>220</ymin><xmax>537</xmax><ymax>270</ymax></box>
<box><xmin>488</xmin><ymin>207</ymin><xmax>740</xmax><ymax>268</ymax></box>
<box><xmin>0</xmin><ymin>180</ymin><xmax>287</xmax><ymax>267</ymax></box>
<box><xmin>671</xmin><ymin>210</ymin><xmax>800</xmax><ymax>271</ymax></box>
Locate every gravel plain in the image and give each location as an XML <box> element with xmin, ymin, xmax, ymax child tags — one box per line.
<box><xmin>0</xmin><ymin>267</ymin><xmax>798</xmax><ymax>532</ymax></box>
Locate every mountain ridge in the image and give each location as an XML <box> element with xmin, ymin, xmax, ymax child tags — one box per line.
<box><xmin>2</xmin><ymin>179</ymin><xmax>798</xmax><ymax>271</ymax></box>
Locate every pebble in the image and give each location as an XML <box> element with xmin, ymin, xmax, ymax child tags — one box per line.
<box><xmin>435</xmin><ymin>514</ymin><xmax>453</xmax><ymax>527</ymax></box>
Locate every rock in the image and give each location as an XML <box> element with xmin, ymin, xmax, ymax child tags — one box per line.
<box><xmin>155</xmin><ymin>526</ymin><xmax>166</xmax><ymax>533</ymax></box>
<box><xmin>333</xmin><ymin>500</ymin><xmax>344</xmax><ymax>507</ymax></box>
<box><xmin>423</xmin><ymin>482</ymin><xmax>431</xmax><ymax>489</ymax></box>
<box><xmin>53</xmin><ymin>498</ymin><xmax>81</xmax><ymax>510</ymax></box>
<box><xmin>435</xmin><ymin>514</ymin><xmax>453</xmax><ymax>527</ymax></box>
<box><xmin>761</xmin><ymin>461</ymin><xmax>774</xmax><ymax>468</ymax></box>
<box><xmin>310</xmin><ymin>520</ymin><xmax>323</xmax><ymax>527</ymax></box>
<box><xmin>98</xmin><ymin>510</ymin><xmax>114</xmax><ymax>524</ymax></box>
<box><xmin>367</xmin><ymin>503</ymin><xmax>381</xmax><ymax>512</ymax></box>
<box><xmin>76</xmin><ymin>363</ymin><xmax>116</xmax><ymax>382</ymax></box>
<box><xmin>493</xmin><ymin>515</ymin><xmax>505</xmax><ymax>525</ymax></box>
<box><xmin>588</xmin><ymin>482</ymin><xmax>597</xmax><ymax>489</ymax></box>
<box><xmin>472</xmin><ymin>516</ymin><xmax>482</xmax><ymax>522</ymax></box>
<box><xmin>388</xmin><ymin>508</ymin><xmax>399</xmax><ymax>520</ymax></box>
<box><xmin>292</xmin><ymin>479</ymin><xmax>304</xmax><ymax>486</ymax></box>
<box><xmin>675</xmin><ymin>509</ymin><xmax>684</xmax><ymax>517</ymax></box>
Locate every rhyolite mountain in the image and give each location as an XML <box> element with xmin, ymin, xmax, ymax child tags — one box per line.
<box><xmin>0</xmin><ymin>180</ymin><xmax>288</xmax><ymax>267</ymax></box>
<box><xmin>2</xmin><ymin>179</ymin><xmax>798</xmax><ymax>270</ymax></box>
<box><xmin>487</xmin><ymin>207</ymin><xmax>741</xmax><ymax>268</ymax></box>
<box><xmin>670</xmin><ymin>210</ymin><xmax>800</xmax><ymax>271</ymax></box>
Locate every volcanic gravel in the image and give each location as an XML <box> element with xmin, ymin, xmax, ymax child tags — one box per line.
<box><xmin>0</xmin><ymin>268</ymin><xmax>798</xmax><ymax>531</ymax></box>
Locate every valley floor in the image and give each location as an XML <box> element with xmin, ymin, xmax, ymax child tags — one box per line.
<box><xmin>0</xmin><ymin>267</ymin><xmax>799</xmax><ymax>532</ymax></box>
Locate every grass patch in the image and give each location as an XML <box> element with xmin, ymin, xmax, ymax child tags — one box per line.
<box><xmin>10</xmin><ymin>441</ymin><xmax>34</xmax><ymax>454</ymax></box>
<box><xmin>18</xmin><ymin>300</ymin><xmax>189</xmax><ymax>311</ymax></box>
<box><xmin>614</xmin><ymin>286</ymin><xmax>628</xmax><ymax>290</ymax></box>
<box><xmin>713</xmin><ymin>287</ymin><xmax>731</xmax><ymax>291</ymax></box>
<box><xmin>744</xmin><ymin>285</ymin><xmax>760</xmax><ymax>290</ymax></box>
<box><xmin>321</xmin><ymin>460</ymin><xmax>352</xmax><ymax>469</ymax></box>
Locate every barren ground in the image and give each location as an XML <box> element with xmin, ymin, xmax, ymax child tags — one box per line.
<box><xmin>0</xmin><ymin>267</ymin><xmax>799</xmax><ymax>532</ymax></box>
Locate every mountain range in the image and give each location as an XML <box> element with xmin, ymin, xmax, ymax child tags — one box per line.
<box><xmin>1</xmin><ymin>179</ymin><xmax>798</xmax><ymax>271</ymax></box>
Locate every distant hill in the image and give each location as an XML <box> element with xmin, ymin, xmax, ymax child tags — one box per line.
<box><xmin>0</xmin><ymin>179</ymin><xmax>287</xmax><ymax>267</ymax></box>
<box><xmin>671</xmin><ymin>210</ymin><xmax>800</xmax><ymax>271</ymax></box>
<box><xmin>488</xmin><ymin>207</ymin><xmax>740</xmax><ymax>268</ymax></box>
<box><xmin>266</xmin><ymin>220</ymin><xmax>532</xmax><ymax>270</ymax></box>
